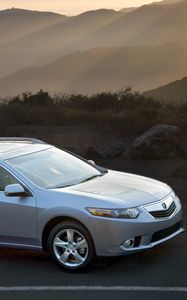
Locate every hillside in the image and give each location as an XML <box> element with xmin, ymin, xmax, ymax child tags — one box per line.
<box><xmin>119</xmin><ymin>7</ymin><xmax>137</xmax><ymax>13</ymax></box>
<box><xmin>0</xmin><ymin>8</ymin><xmax>66</xmax><ymax>46</ymax></box>
<box><xmin>0</xmin><ymin>43</ymin><xmax>187</xmax><ymax>97</ymax></box>
<box><xmin>160</xmin><ymin>0</ymin><xmax>183</xmax><ymax>4</ymax></box>
<box><xmin>119</xmin><ymin>0</ymin><xmax>182</xmax><ymax>12</ymax></box>
<box><xmin>0</xmin><ymin>9</ymin><xmax>124</xmax><ymax>78</ymax></box>
<box><xmin>0</xmin><ymin>2</ymin><xmax>186</xmax><ymax>78</ymax></box>
<box><xmin>144</xmin><ymin>77</ymin><xmax>187</xmax><ymax>103</ymax></box>
<box><xmin>0</xmin><ymin>2</ymin><xmax>186</xmax><ymax>97</ymax></box>
<box><xmin>78</xmin><ymin>0</ymin><xmax>187</xmax><ymax>48</ymax></box>
<box><xmin>128</xmin><ymin>0</ymin><xmax>187</xmax><ymax>46</ymax></box>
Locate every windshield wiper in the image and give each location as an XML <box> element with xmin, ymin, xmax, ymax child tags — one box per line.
<box><xmin>48</xmin><ymin>183</ymin><xmax>76</xmax><ymax>189</ymax></box>
<box><xmin>78</xmin><ymin>174</ymin><xmax>103</xmax><ymax>184</ymax></box>
<box><xmin>51</xmin><ymin>174</ymin><xmax>104</xmax><ymax>189</ymax></box>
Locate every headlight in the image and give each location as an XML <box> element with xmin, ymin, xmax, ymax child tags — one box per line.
<box><xmin>86</xmin><ymin>208</ymin><xmax>139</xmax><ymax>219</ymax></box>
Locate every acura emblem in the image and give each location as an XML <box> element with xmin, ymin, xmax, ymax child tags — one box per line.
<box><xmin>162</xmin><ymin>203</ymin><xmax>167</xmax><ymax>209</ymax></box>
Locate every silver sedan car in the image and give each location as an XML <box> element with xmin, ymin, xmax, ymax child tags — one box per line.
<box><xmin>0</xmin><ymin>138</ymin><xmax>184</xmax><ymax>271</ymax></box>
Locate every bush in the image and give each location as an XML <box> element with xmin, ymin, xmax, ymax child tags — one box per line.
<box><xmin>0</xmin><ymin>89</ymin><xmax>187</xmax><ymax>140</ymax></box>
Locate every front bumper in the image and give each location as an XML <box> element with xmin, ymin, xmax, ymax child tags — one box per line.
<box><xmin>89</xmin><ymin>200</ymin><xmax>184</xmax><ymax>256</ymax></box>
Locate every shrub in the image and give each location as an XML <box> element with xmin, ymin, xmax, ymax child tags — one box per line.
<box><xmin>0</xmin><ymin>89</ymin><xmax>186</xmax><ymax>140</ymax></box>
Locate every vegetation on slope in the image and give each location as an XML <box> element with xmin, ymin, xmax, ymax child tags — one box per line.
<box><xmin>0</xmin><ymin>89</ymin><xmax>186</xmax><ymax>141</ymax></box>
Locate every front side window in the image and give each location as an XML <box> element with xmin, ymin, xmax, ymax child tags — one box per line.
<box><xmin>7</xmin><ymin>148</ymin><xmax>102</xmax><ymax>189</ymax></box>
<box><xmin>0</xmin><ymin>166</ymin><xmax>19</xmax><ymax>191</ymax></box>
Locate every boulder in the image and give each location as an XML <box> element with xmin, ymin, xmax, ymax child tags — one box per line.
<box><xmin>86</xmin><ymin>143</ymin><xmax>125</xmax><ymax>159</ymax></box>
<box><xmin>131</xmin><ymin>124</ymin><xmax>179</xmax><ymax>159</ymax></box>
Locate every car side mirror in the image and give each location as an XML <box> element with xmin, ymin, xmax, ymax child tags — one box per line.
<box><xmin>4</xmin><ymin>184</ymin><xmax>28</xmax><ymax>197</ymax></box>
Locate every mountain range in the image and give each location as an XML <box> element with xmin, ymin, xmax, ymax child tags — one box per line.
<box><xmin>0</xmin><ymin>43</ymin><xmax>186</xmax><ymax>96</ymax></box>
<box><xmin>0</xmin><ymin>9</ymin><xmax>124</xmax><ymax>77</ymax></box>
<box><xmin>0</xmin><ymin>8</ymin><xmax>66</xmax><ymax>46</ymax></box>
<box><xmin>0</xmin><ymin>0</ymin><xmax>186</xmax><ymax>99</ymax></box>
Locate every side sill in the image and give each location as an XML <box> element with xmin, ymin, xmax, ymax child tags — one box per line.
<box><xmin>0</xmin><ymin>242</ymin><xmax>43</xmax><ymax>251</ymax></box>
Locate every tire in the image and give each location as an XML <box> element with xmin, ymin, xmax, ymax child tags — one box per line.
<box><xmin>47</xmin><ymin>221</ymin><xmax>95</xmax><ymax>272</ymax></box>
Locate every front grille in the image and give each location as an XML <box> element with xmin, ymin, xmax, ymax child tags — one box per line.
<box><xmin>151</xmin><ymin>221</ymin><xmax>181</xmax><ymax>243</ymax></box>
<box><xmin>150</xmin><ymin>201</ymin><xmax>176</xmax><ymax>218</ymax></box>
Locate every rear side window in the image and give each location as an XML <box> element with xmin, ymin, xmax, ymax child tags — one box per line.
<box><xmin>0</xmin><ymin>166</ymin><xmax>19</xmax><ymax>191</ymax></box>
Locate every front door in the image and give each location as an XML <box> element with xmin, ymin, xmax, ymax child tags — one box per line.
<box><xmin>0</xmin><ymin>165</ymin><xmax>37</xmax><ymax>246</ymax></box>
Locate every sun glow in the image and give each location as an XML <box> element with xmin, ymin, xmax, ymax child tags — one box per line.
<box><xmin>0</xmin><ymin>1</ymin><xmax>163</xmax><ymax>15</ymax></box>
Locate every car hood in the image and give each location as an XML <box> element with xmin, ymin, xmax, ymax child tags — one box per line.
<box><xmin>68</xmin><ymin>170</ymin><xmax>172</xmax><ymax>207</ymax></box>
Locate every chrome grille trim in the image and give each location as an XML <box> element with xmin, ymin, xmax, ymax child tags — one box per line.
<box><xmin>144</xmin><ymin>194</ymin><xmax>177</xmax><ymax>219</ymax></box>
<box><xmin>150</xmin><ymin>201</ymin><xmax>176</xmax><ymax>218</ymax></box>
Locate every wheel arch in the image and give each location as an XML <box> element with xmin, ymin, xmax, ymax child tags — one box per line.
<box><xmin>42</xmin><ymin>216</ymin><xmax>94</xmax><ymax>252</ymax></box>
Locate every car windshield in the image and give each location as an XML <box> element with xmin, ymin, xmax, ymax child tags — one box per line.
<box><xmin>7</xmin><ymin>147</ymin><xmax>102</xmax><ymax>189</ymax></box>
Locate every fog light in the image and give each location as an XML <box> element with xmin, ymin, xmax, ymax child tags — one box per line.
<box><xmin>123</xmin><ymin>239</ymin><xmax>134</xmax><ymax>248</ymax></box>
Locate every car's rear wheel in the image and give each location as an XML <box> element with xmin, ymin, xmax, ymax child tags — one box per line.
<box><xmin>47</xmin><ymin>221</ymin><xmax>95</xmax><ymax>272</ymax></box>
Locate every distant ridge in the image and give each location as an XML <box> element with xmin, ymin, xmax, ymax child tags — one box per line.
<box><xmin>159</xmin><ymin>0</ymin><xmax>183</xmax><ymax>4</ymax></box>
<box><xmin>119</xmin><ymin>0</ymin><xmax>182</xmax><ymax>13</ymax></box>
<box><xmin>0</xmin><ymin>2</ymin><xmax>186</xmax><ymax>78</ymax></box>
<box><xmin>0</xmin><ymin>44</ymin><xmax>187</xmax><ymax>97</ymax></box>
<box><xmin>0</xmin><ymin>8</ymin><xmax>66</xmax><ymax>46</ymax></box>
<box><xmin>0</xmin><ymin>7</ymin><xmax>64</xmax><ymax>16</ymax></box>
<box><xmin>80</xmin><ymin>0</ymin><xmax>187</xmax><ymax>49</ymax></box>
<box><xmin>0</xmin><ymin>9</ymin><xmax>124</xmax><ymax>77</ymax></box>
<box><xmin>119</xmin><ymin>7</ymin><xmax>137</xmax><ymax>13</ymax></box>
<box><xmin>0</xmin><ymin>2</ymin><xmax>186</xmax><ymax>97</ymax></box>
<box><xmin>144</xmin><ymin>77</ymin><xmax>187</xmax><ymax>103</ymax></box>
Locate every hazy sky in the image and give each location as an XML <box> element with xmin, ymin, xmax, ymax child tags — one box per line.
<box><xmin>0</xmin><ymin>1</ymin><xmax>163</xmax><ymax>15</ymax></box>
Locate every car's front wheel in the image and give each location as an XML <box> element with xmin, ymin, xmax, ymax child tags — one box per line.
<box><xmin>47</xmin><ymin>221</ymin><xmax>95</xmax><ymax>272</ymax></box>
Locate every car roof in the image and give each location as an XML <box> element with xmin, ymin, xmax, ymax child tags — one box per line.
<box><xmin>0</xmin><ymin>138</ymin><xmax>52</xmax><ymax>160</ymax></box>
